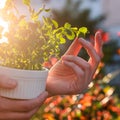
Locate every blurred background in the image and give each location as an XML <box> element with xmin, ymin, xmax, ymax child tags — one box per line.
<box><xmin>30</xmin><ymin>0</ymin><xmax>120</xmax><ymax>119</ymax></box>
<box><xmin>1</xmin><ymin>0</ymin><xmax>120</xmax><ymax>119</ymax></box>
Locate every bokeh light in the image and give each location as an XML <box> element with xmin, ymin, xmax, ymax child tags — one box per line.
<box><xmin>0</xmin><ymin>18</ymin><xmax>8</xmax><ymax>43</ymax></box>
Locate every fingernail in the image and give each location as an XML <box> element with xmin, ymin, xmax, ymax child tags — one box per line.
<box><xmin>97</xmin><ymin>32</ymin><xmax>102</xmax><ymax>40</ymax></box>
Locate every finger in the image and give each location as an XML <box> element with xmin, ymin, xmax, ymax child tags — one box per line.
<box><xmin>62</xmin><ymin>55</ymin><xmax>91</xmax><ymax>86</ymax></box>
<box><xmin>0</xmin><ymin>91</ymin><xmax>48</xmax><ymax>112</ymax></box>
<box><xmin>64</xmin><ymin>37</ymin><xmax>82</xmax><ymax>56</ymax></box>
<box><xmin>0</xmin><ymin>75</ymin><xmax>17</xmax><ymax>89</ymax></box>
<box><xmin>62</xmin><ymin>60</ymin><xmax>85</xmax><ymax>94</ymax></box>
<box><xmin>94</xmin><ymin>31</ymin><xmax>103</xmax><ymax>58</ymax></box>
<box><xmin>62</xmin><ymin>55</ymin><xmax>91</xmax><ymax>70</ymax></box>
<box><xmin>62</xmin><ymin>60</ymin><xmax>84</xmax><ymax>79</ymax></box>
<box><xmin>78</xmin><ymin>38</ymin><xmax>100</xmax><ymax>70</ymax></box>
<box><xmin>0</xmin><ymin>107</ymin><xmax>39</xmax><ymax>120</ymax></box>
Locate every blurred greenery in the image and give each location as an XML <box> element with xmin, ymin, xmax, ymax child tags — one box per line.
<box><xmin>0</xmin><ymin>0</ymin><xmax>88</xmax><ymax>70</ymax></box>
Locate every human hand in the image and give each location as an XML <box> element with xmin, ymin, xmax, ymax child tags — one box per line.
<box><xmin>46</xmin><ymin>32</ymin><xmax>103</xmax><ymax>96</ymax></box>
<box><xmin>0</xmin><ymin>75</ymin><xmax>48</xmax><ymax>120</ymax></box>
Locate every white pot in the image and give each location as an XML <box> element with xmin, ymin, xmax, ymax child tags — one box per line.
<box><xmin>0</xmin><ymin>66</ymin><xmax>48</xmax><ymax>99</ymax></box>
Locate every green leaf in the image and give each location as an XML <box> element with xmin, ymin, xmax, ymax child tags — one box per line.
<box><xmin>53</xmin><ymin>28</ymin><xmax>63</xmax><ymax>34</ymax></box>
<box><xmin>71</xmin><ymin>27</ymin><xmax>78</xmax><ymax>31</ymax></box>
<box><xmin>31</xmin><ymin>13</ymin><xmax>39</xmax><ymax>21</ymax></box>
<box><xmin>51</xmin><ymin>19</ymin><xmax>58</xmax><ymax>28</ymax></box>
<box><xmin>79</xmin><ymin>27</ymin><xmax>88</xmax><ymax>35</ymax></box>
<box><xmin>60</xmin><ymin>36</ymin><xmax>66</xmax><ymax>44</ymax></box>
<box><xmin>44</xmin><ymin>8</ymin><xmax>51</xmax><ymax>12</ymax></box>
<box><xmin>64</xmin><ymin>23</ymin><xmax>71</xmax><ymax>29</ymax></box>
<box><xmin>77</xmin><ymin>27</ymin><xmax>89</xmax><ymax>37</ymax></box>
<box><xmin>18</xmin><ymin>19</ymin><xmax>27</xmax><ymax>27</ymax></box>
<box><xmin>64</xmin><ymin>29</ymin><xmax>75</xmax><ymax>40</ymax></box>
<box><xmin>22</xmin><ymin>0</ymin><xmax>30</xmax><ymax>6</ymax></box>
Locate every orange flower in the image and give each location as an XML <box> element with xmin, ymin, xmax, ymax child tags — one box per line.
<box><xmin>79</xmin><ymin>94</ymin><xmax>93</xmax><ymax>108</ymax></box>
<box><xmin>117</xmin><ymin>48</ymin><xmax>120</xmax><ymax>55</ymax></box>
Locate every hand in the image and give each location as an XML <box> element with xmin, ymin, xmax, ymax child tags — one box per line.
<box><xmin>0</xmin><ymin>75</ymin><xmax>48</xmax><ymax>120</ymax></box>
<box><xmin>46</xmin><ymin>32</ymin><xmax>103</xmax><ymax>96</ymax></box>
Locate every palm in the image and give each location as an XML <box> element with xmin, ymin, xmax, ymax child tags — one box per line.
<box><xmin>46</xmin><ymin>59</ymin><xmax>78</xmax><ymax>96</ymax></box>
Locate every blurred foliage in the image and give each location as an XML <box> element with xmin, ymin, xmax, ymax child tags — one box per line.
<box><xmin>102</xmin><ymin>40</ymin><xmax>120</xmax><ymax>64</ymax></box>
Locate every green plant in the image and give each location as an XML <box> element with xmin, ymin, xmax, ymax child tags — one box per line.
<box><xmin>0</xmin><ymin>0</ymin><xmax>88</xmax><ymax>70</ymax></box>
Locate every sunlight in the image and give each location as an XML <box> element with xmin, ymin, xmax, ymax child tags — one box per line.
<box><xmin>0</xmin><ymin>18</ymin><xmax>8</xmax><ymax>43</ymax></box>
<box><xmin>0</xmin><ymin>0</ymin><xmax>7</xmax><ymax>9</ymax></box>
<box><xmin>0</xmin><ymin>0</ymin><xmax>8</xmax><ymax>43</ymax></box>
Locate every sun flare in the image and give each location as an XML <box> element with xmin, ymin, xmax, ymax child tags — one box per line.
<box><xmin>0</xmin><ymin>18</ymin><xmax>8</xmax><ymax>43</ymax></box>
<box><xmin>0</xmin><ymin>0</ymin><xmax>8</xmax><ymax>43</ymax></box>
<box><xmin>0</xmin><ymin>0</ymin><xmax>7</xmax><ymax>9</ymax></box>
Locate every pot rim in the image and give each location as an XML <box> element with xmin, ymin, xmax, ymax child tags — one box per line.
<box><xmin>0</xmin><ymin>66</ymin><xmax>48</xmax><ymax>78</ymax></box>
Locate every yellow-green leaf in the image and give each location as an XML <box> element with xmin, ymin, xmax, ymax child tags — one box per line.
<box><xmin>22</xmin><ymin>0</ymin><xmax>30</xmax><ymax>6</ymax></box>
<box><xmin>51</xmin><ymin>19</ymin><xmax>58</xmax><ymax>28</ymax></box>
<box><xmin>60</xmin><ymin>36</ymin><xmax>66</xmax><ymax>44</ymax></box>
<box><xmin>65</xmin><ymin>30</ymin><xmax>75</xmax><ymax>40</ymax></box>
<box><xmin>79</xmin><ymin>27</ymin><xmax>88</xmax><ymax>35</ymax></box>
<box><xmin>64</xmin><ymin>23</ymin><xmax>71</xmax><ymax>29</ymax></box>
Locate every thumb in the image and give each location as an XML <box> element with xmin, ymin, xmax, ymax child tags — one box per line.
<box><xmin>64</xmin><ymin>37</ymin><xmax>82</xmax><ymax>56</ymax></box>
<box><xmin>0</xmin><ymin>75</ymin><xmax>17</xmax><ymax>89</ymax></box>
